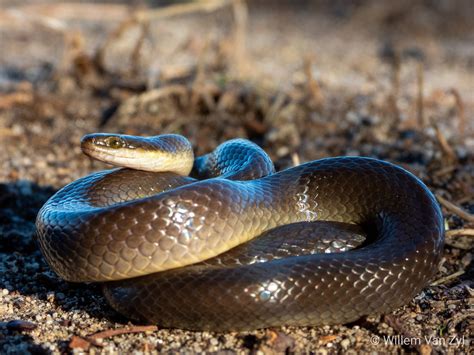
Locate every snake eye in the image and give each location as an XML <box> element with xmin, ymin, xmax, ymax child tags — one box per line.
<box><xmin>105</xmin><ymin>137</ymin><xmax>124</xmax><ymax>149</ymax></box>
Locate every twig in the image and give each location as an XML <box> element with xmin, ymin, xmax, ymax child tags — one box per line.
<box><xmin>59</xmin><ymin>31</ymin><xmax>85</xmax><ymax>73</ymax></box>
<box><xmin>194</xmin><ymin>39</ymin><xmax>210</xmax><ymax>84</ymax></box>
<box><xmin>446</xmin><ymin>229</ymin><xmax>474</xmax><ymax>237</ymax></box>
<box><xmin>433</xmin><ymin>124</ymin><xmax>457</xmax><ymax>162</ymax></box>
<box><xmin>457</xmin><ymin>195</ymin><xmax>473</xmax><ymax>205</ymax></box>
<box><xmin>432</xmin><ymin>165</ymin><xmax>457</xmax><ymax>178</ymax></box>
<box><xmin>232</xmin><ymin>0</ymin><xmax>248</xmax><ymax>77</ymax></box>
<box><xmin>445</xmin><ymin>228</ymin><xmax>474</xmax><ymax>250</ymax></box>
<box><xmin>291</xmin><ymin>153</ymin><xmax>301</xmax><ymax>167</ymax></box>
<box><xmin>388</xmin><ymin>53</ymin><xmax>401</xmax><ymax>123</ymax></box>
<box><xmin>88</xmin><ymin>325</ymin><xmax>158</xmax><ymax>340</ymax></box>
<box><xmin>448</xmin><ymin>88</ymin><xmax>466</xmax><ymax>137</ymax></box>
<box><xmin>436</xmin><ymin>195</ymin><xmax>474</xmax><ymax>223</ymax></box>
<box><xmin>130</xmin><ymin>20</ymin><xmax>151</xmax><ymax>76</ymax></box>
<box><xmin>416</xmin><ymin>61</ymin><xmax>425</xmax><ymax>128</ymax></box>
<box><xmin>6</xmin><ymin>8</ymin><xmax>67</xmax><ymax>32</ymax></box>
<box><xmin>69</xmin><ymin>325</ymin><xmax>158</xmax><ymax>350</ymax></box>
<box><xmin>266</xmin><ymin>92</ymin><xmax>287</xmax><ymax>122</ymax></box>
<box><xmin>431</xmin><ymin>270</ymin><xmax>465</xmax><ymax>286</ymax></box>
<box><xmin>303</xmin><ymin>56</ymin><xmax>324</xmax><ymax>108</ymax></box>
<box><xmin>134</xmin><ymin>0</ymin><xmax>231</xmax><ymax>22</ymax></box>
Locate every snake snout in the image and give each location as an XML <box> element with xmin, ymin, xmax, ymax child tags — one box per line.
<box><xmin>80</xmin><ymin>133</ymin><xmax>94</xmax><ymax>150</ymax></box>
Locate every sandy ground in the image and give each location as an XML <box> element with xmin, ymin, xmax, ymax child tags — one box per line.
<box><xmin>0</xmin><ymin>1</ymin><xmax>472</xmax><ymax>353</ymax></box>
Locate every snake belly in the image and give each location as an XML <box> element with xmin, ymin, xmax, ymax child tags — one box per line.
<box><xmin>36</xmin><ymin>138</ymin><xmax>444</xmax><ymax>331</ymax></box>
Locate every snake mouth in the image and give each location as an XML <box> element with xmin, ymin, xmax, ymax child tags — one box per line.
<box><xmin>81</xmin><ymin>142</ymin><xmax>135</xmax><ymax>160</ymax></box>
<box><xmin>81</xmin><ymin>143</ymin><xmax>152</xmax><ymax>171</ymax></box>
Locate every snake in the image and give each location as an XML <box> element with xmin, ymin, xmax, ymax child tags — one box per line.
<box><xmin>36</xmin><ymin>133</ymin><xmax>444</xmax><ymax>331</ymax></box>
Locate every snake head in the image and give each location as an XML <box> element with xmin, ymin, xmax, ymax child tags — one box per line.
<box><xmin>81</xmin><ymin>133</ymin><xmax>194</xmax><ymax>175</ymax></box>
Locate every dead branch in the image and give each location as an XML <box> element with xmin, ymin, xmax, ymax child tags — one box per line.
<box><xmin>445</xmin><ymin>229</ymin><xmax>474</xmax><ymax>237</ymax></box>
<box><xmin>88</xmin><ymin>325</ymin><xmax>158</xmax><ymax>340</ymax></box>
<box><xmin>69</xmin><ymin>325</ymin><xmax>159</xmax><ymax>350</ymax></box>
<box><xmin>433</xmin><ymin>124</ymin><xmax>457</xmax><ymax>163</ymax></box>
<box><xmin>232</xmin><ymin>0</ymin><xmax>249</xmax><ymax>77</ymax></box>
<box><xmin>387</xmin><ymin>51</ymin><xmax>401</xmax><ymax>124</ymax></box>
<box><xmin>303</xmin><ymin>56</ymin><xmax>324</xmax><ymax>108</ymax></box>
<box><xmin>436</xmin><ymin>194</ymin><xmax>474</xmax><ymax>223</ymax></box>
<box><xmin>431</xmin><ymin>270</ymin><xmax>465</xmax><ymax>286</ymax></box>
<box><xmin>448</xmin><ymin>88</ymin><xmax>466</xmax><ymax>137</ymax></box>
<box><xmin>130</xmin><ymin>20</ymin><xmax>151</xmax><ymax>76</ymax></box>
<box><xmin>416</xmin><ymin>61</ymin><xmax>425</xmax><ymax>128</ymax></box>
<box><xmin>134</xmin><ymin>0</ymin><xmax>231</xmax><ymax>22</ymax></box>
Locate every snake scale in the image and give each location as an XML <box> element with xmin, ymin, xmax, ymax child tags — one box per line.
<box><xmin>36</xmin><ymin>134</ymin><xmax>444</xmax><ymax>331</ymax></box>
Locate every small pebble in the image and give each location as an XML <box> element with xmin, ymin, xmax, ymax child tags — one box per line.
<box><xmin>47</xmin><ymin>292</ymin><xmax>55</xmax><ymax>302</ymax></box>
<box><xmin>6</xmin><ymin>319</ymin><xmax>38</xmax><ymax>332</ymax></box>
<box><xmin>341</xmin><ymin>338</ymin><xmax>351</xmax><ymax>349</ymax></box>
<box><xmin>59</xmin><ymin>318</ymin><xmax>71</xmax><ymax>327</ymax></box>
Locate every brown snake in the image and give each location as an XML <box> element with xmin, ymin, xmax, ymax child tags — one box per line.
<box><xmin>36</xmin><ymin>134</ymin><xmax>444</xmax><ymax>330</ymax></box>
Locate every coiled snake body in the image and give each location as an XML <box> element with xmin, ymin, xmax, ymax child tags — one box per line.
<box><xmin>36</xmin><ymin>134</ymin><xmax>444</xmax><ymax>330</ymax></box>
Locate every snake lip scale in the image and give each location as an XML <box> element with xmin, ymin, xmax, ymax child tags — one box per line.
<box><xmin>36</xmin><ymin>134</ymin><xmax>444</xmax><ymax>331</ymax></box>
